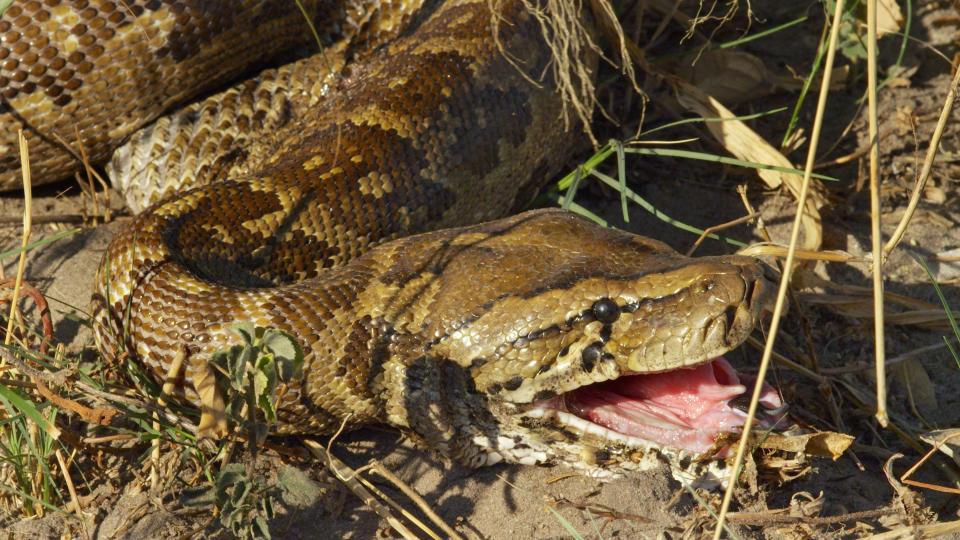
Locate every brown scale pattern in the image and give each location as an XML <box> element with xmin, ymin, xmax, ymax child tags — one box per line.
<box><xmin>80</xmin><ymin>0</ymin><xmax>778</xmax><ymax>471</ymax></box>
<box><xmin>0</xmin><ymin>0</ymin><xmax>353</xmax><ymax>189</ymax></box>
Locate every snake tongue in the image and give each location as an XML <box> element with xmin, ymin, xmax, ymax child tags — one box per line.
<box><xmin>564</xmin><ymin>357</ymin><xmax>784</xmax><ymax>455</ymax></box>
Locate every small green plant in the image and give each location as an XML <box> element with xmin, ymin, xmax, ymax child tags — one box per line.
<box><xmin>183</xmin><ymin>323</ymin><xmax>304</xmax><ymax>539</ymax></box>
<box><xmin>183</xmin><ymin>463</ymin><xmax>277</xmax><ymax>539</ymax></box>
<box><xmin>212</xmin><ymin>322</ymin><xmax>304</xmax><ymax>450</ymax></box>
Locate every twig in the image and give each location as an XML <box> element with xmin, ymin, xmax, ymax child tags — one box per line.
<box><xmin>0</xmin><ymin>214</ymin><xmax>107</xmax><ymax>225</ymax></box>
<box><xmin>724</xmin><ymin>506</ymin><xmax>894</xmax><ymax>525</ymax></box>
<box><xmin>884</xmin><ymin>59</ymin><xmax>960</xmax><ymax>253</ymax></box>
<box><xmin>355</xmin><ymin>470</ymin><xmax>443</xmax><ymax>540</ymax></box>
<box><xmin>866</xmin><ymin>0</ymin><xmax>888</xmax><ymax>430</ymax></box>
<box><xmin>303</xmin><ymin>438</ymin><xmax>420</xmax><ymax>540</ymax></box>
<box><xmin>686</xmin><ymin>212</ymin><xmax>760</xmax><ymax>256</ymax></box>
<box><xmin>0</xmin><ymin>346</ymin><xmax>198</xmax><ymax>434</ymax></box>
<box><xmin>900</xmin><ymin>432</ymin><xmax>960</xmax><ymax>494</ymax></box>
<box><xmin>712</xmin><ymin>1</ymin><xmax>845</xmax><ymax>537</ymax></box>
<box><xmin>4</xmin><ymin>130</ymin><xmax>32</xmax><ymax>356</ymax></box>
<box><xmin>368</xmin><ymin>461</ymin><xmax>464</xmax><ymax>540</ymax></box>
<box><xmin>50</xmin><ymin>130</ymin><xmax>112</xmax><ymax>224</ymax></box>
<box><xmin>55</xmin><ymin>448</ymin><xmax>82</xmax><ymax>516</ymax></box>
<box><xmin>552</xmin><ymin>497</ymin><xmax>655</xmax><ymax>525</ymax></box>
<box><xmin>153</xmin><ymin>347</ymin><xmax>186</xmax><ymax>491</ymax></box>
<box><xmin>812</xmin><ymin>126</ymin><xmax>896</xmax><ymax>169</ymax></box>
<box><xmin>0</xmin><ymin>277</ymin><xmax>54</xmax><ymax>356</ymax></box>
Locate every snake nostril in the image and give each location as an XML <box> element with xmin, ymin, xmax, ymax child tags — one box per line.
<box><xmin>744</xmin><ymin>278</ymin><xmax>756</xmax><ymax>306</ymax></box>
<box><xmin>723</xmin><ymin>305</ymin><xmax>738</xmax><ymax>335</ymax></box>
<box><xmin>581</xmin><ymin>342</ymin><xmax>602</xmax><ymax>372</ymax></box>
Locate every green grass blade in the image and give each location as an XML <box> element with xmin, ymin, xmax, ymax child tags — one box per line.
<box><xmin>0</xmin><ymin>380</ymin><xmax>60</xmax><ymax>439</ymax></box>
<box><xmin>0</xmin><ymin>228</ymin><xmax>79</xmax><ymax>260</ymax></box>
<box><xmin>626</xmin><ymin>147</ymin><xmax>838</xmax><ymax>181</ymax></box>
<box><xmin>914</xmin><ymin>256</ymin><xmax>960</xmax><ymax>366</ymax></box>
<box><xmin>587</xmin><ymin>169</ymin><xmax>748</xmax><ymax>248</ymax></box>
<box><xmin>639</xmin><ymin>106</ymin><xmax>787</xmax><ymax>138</ymax></box>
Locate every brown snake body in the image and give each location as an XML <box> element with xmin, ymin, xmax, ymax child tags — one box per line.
<box><xmin>1</xmin><ymin>0</ymin><xmax>781</xmax><ymax>478</ymax></box>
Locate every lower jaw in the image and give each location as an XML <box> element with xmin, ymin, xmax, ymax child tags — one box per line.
<box><xmin>525</xmin><ymin>357</ymin><xmax>786</xmax><ymax>457</ymax></box>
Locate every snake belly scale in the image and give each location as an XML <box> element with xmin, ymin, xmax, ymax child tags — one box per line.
<box><xmin>0</xmin><ymin>0</ymin><xmax>780</xmax><ymax>476</ymax></box>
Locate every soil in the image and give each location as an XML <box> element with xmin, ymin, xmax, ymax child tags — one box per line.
<box><xmin>3</xmin><ymin>1</ymin><xmax>960</xmax><ymax>539</ymax></box>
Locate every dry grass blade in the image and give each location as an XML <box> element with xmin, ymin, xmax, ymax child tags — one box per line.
<box><xmin>866</xmin><ymin>0</ymin><xmax>889</xmax><ymax>430</ymax></box>
<box><xmin>900</xmin><ymin>432</ymin><xmax>960</xmax><ymax>494</ymax></box>
<box><xmin>737</xmin><ymin>245</ymin><xmax>861</xmax><ymax>263</ymax></box>
<box><xmin>367</xmin><ymin>462</ymin><xmax>464</xmax><ymax>540</ymax></box>
<box><xmin>152</xmin><ymin>348</ymin><xmax>186</xmax><ymax>491</ymax></box>
<box><xmin>686</xmin><ymin>212</ymin><xmax>760</xmax><ymax>256</ymax></box>
<box><xmin>712</xmin><ymin>0</ymin><xmax>847</xmax><ymax>537</ymax></box>
<box><xmin>303</xmin><ymin>439</ymin><xmax>422</xmax><ymax>540</ymax></box>
<box><xmin>858</xmin><ymin>519</ymin><xmax>960</xmax><ymax>539</ymax></box>
<box><xmin>883</xmin><ymin>62</ymin><xmax>960</xmax><ymax>254</ymax></box>
<box><xmin>54</xmin><ymin>449</ymin><xmax>80</xmax><ymax>517</ymax></box>
<box><xmin>4</xmin><ymin>130</ymin><xmax>31</xmax><ymax>354</ymax></box>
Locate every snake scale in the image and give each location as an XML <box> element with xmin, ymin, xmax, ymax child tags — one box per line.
<box><xmin>1</xmin><ymin>0</ymin><xmax>783</xmax><ymax>479</ymax></box>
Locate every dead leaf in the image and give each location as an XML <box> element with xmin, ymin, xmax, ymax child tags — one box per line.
<box><xmin>195</xmin><ymin>360</ymin><xmax>228</xmax><ymax>439</ymax></box>
<box><xmin>759</xmin><ymin>430</ymin><xmax>854</xmax><ymax>459</ymax></box>
<box><xmin>918</xmin><ymin>429</ymin><xmax>960</xmax><ymax>466</ymax></box>
<box><xmin>877</xmin><ymin>0</ymin><xmax>904</xmax><ymax>38</ymax></box>
<box><xmin>771</xmin><ymin>65</ymin><xmax>850</xmax><ymax>93</ymax></box>
<box><xmin>673</xmin><ymin>50</ymin><xmax>771</xmax><ymax>105</ymax></box>
<box><xmin>926</xmin><ymin>247</ymin><xmax>960</xmax><ymax>282</ymax></box>
<box><xmin>674</xmin><ymin>79</ymin><xmax>823</xmax><ymax>250</ymax></box>
<box><xmin>897</xmin><ymin>359</ymin><xmax>937</xmax><ymax>416</ymax></box>
<box><xmin>923</xmin><ymin>185</ymin><xmax>946</xmax><ymax>204</ymax></box>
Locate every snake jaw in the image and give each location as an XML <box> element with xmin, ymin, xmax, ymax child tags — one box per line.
<box><xmin>464</xmin><ymin>356</ymin><xmax>785</xmax><ymax>483</ymax></box>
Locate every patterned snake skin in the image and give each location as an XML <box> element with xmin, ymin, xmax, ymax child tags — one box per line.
<box><xmin>1</xmin><ymin>0</ymin><xmax>780</xmax><ymax>477</ymax></box>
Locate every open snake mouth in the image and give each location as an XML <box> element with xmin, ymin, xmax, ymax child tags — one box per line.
<box><xmin>526</xmin><ymin>357</ymin><xmax>786</xmax><ymax>456</ymax></box>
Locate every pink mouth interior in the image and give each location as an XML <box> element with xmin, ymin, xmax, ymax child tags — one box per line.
<box><xmin>556</xmin><ymin>357</ymin><xmax>784</xmax><ymax>455</ymax></box>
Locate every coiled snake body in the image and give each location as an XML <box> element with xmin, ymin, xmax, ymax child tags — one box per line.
<box><xmin>2</xmin><ymin>0</ymin><xmax>781</xmax><ymax>477</ymax></box>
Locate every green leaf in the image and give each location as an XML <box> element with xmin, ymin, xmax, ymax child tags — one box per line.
<box><xmin>227</xmin><ymin>395</ymin><xmax>246</xmax><ymax>422</ymax></box>
<box><xmin>252</xmin><ymin>370</ymin><xmax>269</xmax><ymax>402</ymax></box>
<box><xmin>258</xmin><ymin>357</ymin><xmax>278</xmax><ymax>394</ymax></box>
<box><xmin>230</xmin><ymin>477</ymin><xmax>250</xmax><ymax>507</ymax></box>
<box><xmin>253</xmin><ymin>515</ymin><xmax>271</xmax><ymax>539</ymax></box>
<box><xmin>261</xmin><ymin>329</ymin><xmax>300</xmax><ymax>363</ymax></box>
<box><xmin>260</xmin><ymin>494</ymin><xmax>276</xmax><ymax>520</ymax></box>
<box><xmin>231</xmin><ymin>346</ymin><xmax>254</xmax><ymax>389</ymax></box>
<box><xmin>253</xmin><ymin>423</ymin><xmax>268</xmax><ymax>444</ymax></box>
<box><xmin>258</xmin><ymin>390</ymin><xmax>277</xmax><ymax>423</ymax></box>
<box><xmin>276</xmin><ymin>465</ymin><xmax>322</xmax><ymax>507</ymax></box>
<box><xmin>215</xmin><ymin>464</ymin><xmax>247</xmax><ymax>501</ymax></box>
<box><xmin>233</xmin><ymin>322</ymin><xmax>256</xmax><ymax>345</ymax></box>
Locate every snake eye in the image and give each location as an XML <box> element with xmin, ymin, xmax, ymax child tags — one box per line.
<box><xmin>591</xmin><ymin>298</ymin><xmax>619</xmax><ymax>324</ymax></box>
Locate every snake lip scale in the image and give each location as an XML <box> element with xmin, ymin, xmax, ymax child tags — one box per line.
<box><xmin>0</xmin><ymin>0</ymin><xmax>783</xmax><ymax>481</ymax></box>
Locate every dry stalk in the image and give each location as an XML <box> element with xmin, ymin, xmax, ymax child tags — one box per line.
<box><xmin>368</xmin><ymin>461</ymin><xmax>464</xmax><ymax>540</ymax></box>
<box><xmin>3</xmin><ymin>130</ymin><xmax>32</xmax><ymax>356</ymax></box>
<box><xmin>303</xmin><ymin>438</ymin><xmax>420</xmax><ymax>540</ymax></box>
<box><xmin>866</xmin><ymin>0</ymin><xmax>888</xmax><ymax>430</ymax></box>
<box><xmin>55</xmin><ymin>448</ymin><xmax>81</xmax><ymax>516</ymax></box>
<box><xmin>711</xmin><ymin>0</ymin><xmax>846</xmax><ymax>537</ymax></box>
<box><xmin>884</xmin><ymin>63</ymin><xmax>960</xmax><ymax>253</ymax></box>
<box><xmin>152</xmin><ymin>348</ymin><xmax>186</xmax><ymax>491</ymax></box>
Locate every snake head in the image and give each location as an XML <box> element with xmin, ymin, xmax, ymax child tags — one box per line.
<box><xmin>376</xmin><ymin>209</ymin><xmax>781</xmax><ymax>482</ymax></box>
